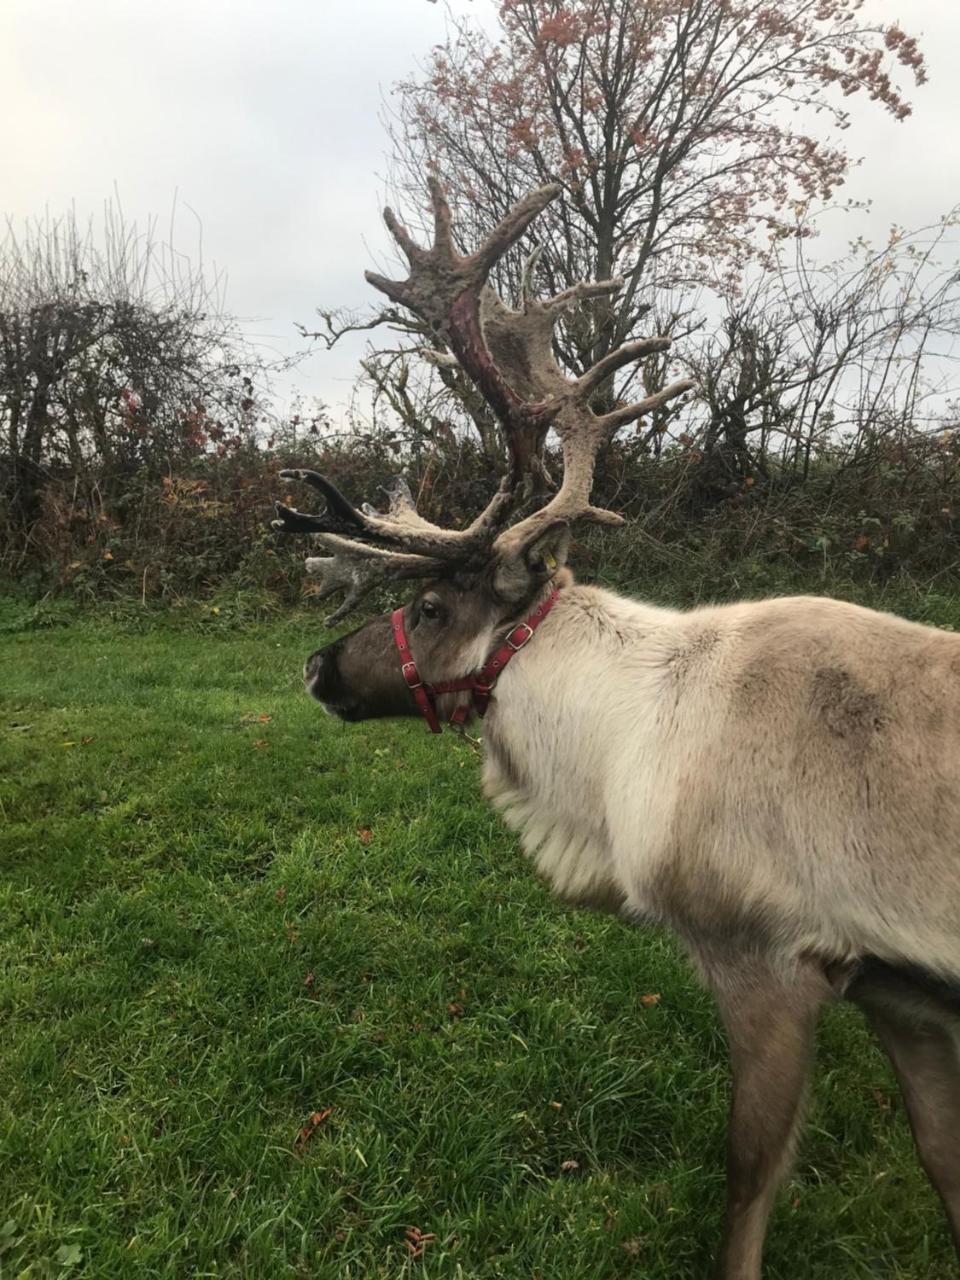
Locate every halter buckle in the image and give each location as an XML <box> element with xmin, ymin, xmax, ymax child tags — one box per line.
<box><xmin>506</xmin><ymin>622</ymin><xmax>534</xmax><ymax>651</ymax></box>
<box><xmin>401</xmin><ymin>661</ymin><xmax>423</xmax><ymax>689</ymax></box>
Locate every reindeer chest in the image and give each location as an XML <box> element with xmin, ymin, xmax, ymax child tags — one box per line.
<box><xmin>481</xmin><ymin>686</ymin><xmax>674</xmax><ymax>917</ymax></box>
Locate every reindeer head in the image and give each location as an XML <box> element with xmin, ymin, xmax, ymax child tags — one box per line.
<box><xmin>274</xmin><ymin>181</ymin><xmax>692</xmax><ymax>726</ymax></box>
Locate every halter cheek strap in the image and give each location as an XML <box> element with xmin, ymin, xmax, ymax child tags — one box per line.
<box><xmin>391</xmin><ymin>605</ymin><xmax>444</xmax><ymax>734</ymax></box>
<box><xmin>390</xmin><ymin>588</ymin><xmax>561</xmax><ymax>734</ymax></box>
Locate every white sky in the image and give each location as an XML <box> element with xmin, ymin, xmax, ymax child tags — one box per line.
<box><xmin>2</xmin><ymin>0</ymin><xmax>959</xmax><ymax>419</ymax></box>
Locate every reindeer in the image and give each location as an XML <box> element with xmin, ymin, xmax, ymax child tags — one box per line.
<box><xmin>274</xmin><ymin>182</ymin><xmax>960</xmax><ymax>1278</ymax></box>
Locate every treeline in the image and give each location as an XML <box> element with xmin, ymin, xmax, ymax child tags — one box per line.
<box><xmin>4</xmin><ymin>211</ymin><xmax>960</xmax><ymax>610</ymax></box>
<box><xmin>5</xmin><ymin>392</ymin><xmax>960</xmax><ymax>609</ymax></box>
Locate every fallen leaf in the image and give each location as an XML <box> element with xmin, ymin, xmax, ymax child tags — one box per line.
<box><xmin>447</xmin><ymin>1001</ymin><xmax>464</xmax><ymax>1018</ymax></box>
<box><xmin>253</xmin><ymin>739</ymin><xmax>268</xmax><ymax>749</ymax></box>
<box><xmin>403</xmin><ymin>1226</ymin><xmax>436</xmax><ymax>1259</ymax></box>
<box><xmin>640</xmin><ymin>993</ymin><xmax>661</xmax><ymax>1006</ymax></box>
<box><xmin>559</xmin><ymin>1159</ymin><xmax>580</xmax><ymax>1173</ymax></box>
<box><xmin>304</xmin><ymin>970</ymin><xmax>316</xmax><ymax>990</ymax></box>
<box><xmin>294</xmin><ymin>1106</ymin><xmax>333</xmax><ymax>1152</ymax></box>
<box><xmin>621</xmin><ymin>1237</ymin><xmax>646</xmax><ymax>1256</ymax></box>
<box><xmin>357</xmin><ymin>827</ymin><xmax>373</xmax><ymax>844</ymax></box>
<box><xmin>81</xmin><ymin>736</ymin><xmax>95</xmax><ymax>746</ymax></box>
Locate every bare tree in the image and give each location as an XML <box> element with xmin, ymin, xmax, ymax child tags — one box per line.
<box><xmin>0</xmin><ymin>200</ymin><xmax>270</xmax><ymax>532</ymax></box>
<box><xmin>682</xmin><ymin>210</ymin><xmax>960</xmax><ymax>505</ymax></box>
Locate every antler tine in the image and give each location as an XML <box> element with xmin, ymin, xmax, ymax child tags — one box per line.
<box><xmin>472</xmin><ymin>184</ymin><xmax>562</xmax><ymax>278</ymax></box>
<box><xmin>428</xmin><ymin>176</ymin><xmax>455</xmax><ymax>256</ymax></box>
<box><xmin>302</xmin><ymin>533</ymin><xmax>452</xmax><ymax>627</ymax></box>
<box><xmin>274</xmin><ymin>469</ymin><xmax>499</xmax><ymax>559</ymax></box>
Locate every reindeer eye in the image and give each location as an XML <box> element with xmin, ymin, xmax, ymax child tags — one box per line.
<box><xmin>419</xmin><ymin>598</ymin><xmax>443</xmax><ymax>623</ymax></box>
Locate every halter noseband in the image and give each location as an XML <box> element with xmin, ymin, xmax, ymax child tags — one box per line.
<box><xmin>390</xmin><ymin>589</ymin><xmax>561</xmax><ymax>734</ymax></box>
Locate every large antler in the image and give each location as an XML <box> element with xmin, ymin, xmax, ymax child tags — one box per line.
<box><xmin>275</xmin><ymin>180</ymin><xmax>693</xmax><ymax>620</ymax></box>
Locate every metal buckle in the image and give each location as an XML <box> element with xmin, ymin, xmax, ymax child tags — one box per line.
<box><xmin>401</xmin><ymin>661</ymin><xmax>423</xmax><ymax>689</ymax></box>
<box><xmin>506</xmin><ymin>623</ymin><xmax>534</xmax><ymax>651</ymax></box>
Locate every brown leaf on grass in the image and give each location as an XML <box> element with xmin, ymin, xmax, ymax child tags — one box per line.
<box><xmin>403</xmin><ymin>1226</ymin><xmax>436</xmax><ymax>1259</ymax></box>
<box><xmin>252</xmin><ymin>739</ymin><xmax>268</xmax><ymax>749</ymax></box>
<box><xmin>293</xmin><ymin>1106</ymin><xmax>333</xmax><ymax>1152</ymax></box>
<box><xmin>447</xmin><ymin>1001</ymin><xmax>464</xmax><ymax>1018</ymax></box>
<box><xmin>304</xmin><ymin>970</ymin><xmax>316</xmax><ymax>991</ymax></box>
<box><xmin>621</xmin><ymin>1236</ymin><xmax>646</xmax><ymax>1256</ymax></box>
<box><xmin>640</xmin><ymin>992</ymin><xmax>661</xmax><ymax>1007</ymax></box>
<box><xmin>275</xmin><ymin>887</ymin><xmax>287</xmax><ymax>902</ymax></box>
<box><xmin>80</xmin><ymin>736</ymin><xmax>95</xmax><ymax>746</ymax></box>
<box><xmin>559</xmin><ymin>1159</ymin><xmax>580</xmax><ymax>1173</ymax></box>
<box><xmin>240</xmin><ymin>712</ymin><xmax>272</xmax><ymax>724</ymax></box>
<box><xmin>357</xmin><ymin>827</ymin><xmax>373</xmax><ymax>844</ymax></box>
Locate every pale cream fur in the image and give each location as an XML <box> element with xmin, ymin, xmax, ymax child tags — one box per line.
<box><xmin>482</xmin><ymin>585</ymin><xmax>960</xmax><ymax>977</ymax></box>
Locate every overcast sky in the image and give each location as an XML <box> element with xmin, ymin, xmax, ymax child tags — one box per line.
<box><xmin>3</xmin><ymin>0</ymin><xmax>959</xmax><ymax>420</ymax></box>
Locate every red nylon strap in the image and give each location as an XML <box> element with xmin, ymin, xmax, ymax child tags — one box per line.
<box><xmin>392</xmin><ymin>589</ymin><xmax>560</xmax><ymax>734</ymax></box>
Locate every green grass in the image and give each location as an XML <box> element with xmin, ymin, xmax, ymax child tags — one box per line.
<box><xmin>0</xmin><ymin>598</ymin><xmax>955</xmax><ymax>1279</ymax></box>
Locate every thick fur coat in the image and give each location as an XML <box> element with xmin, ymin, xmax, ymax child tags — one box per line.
<box><xmin>482</xmin><ymin>584</ymin><xmax>960</xmax><ymax>980</ymax></box>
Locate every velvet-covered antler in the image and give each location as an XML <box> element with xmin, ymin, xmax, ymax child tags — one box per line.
<box><xmin>275</xmin><ymin>179</ymin><xmax>693</xmax><ymax>619</ymax></box>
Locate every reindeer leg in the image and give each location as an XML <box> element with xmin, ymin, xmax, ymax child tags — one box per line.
<box><xmin>694</xmin><ymin>951</ymin><xmax>832</xmax><ymax>1280</ymax></box>
<box><xmin>845</xmin><ymin>960</ymin><xmax>960</xmax><ymax>1254</ymax></box>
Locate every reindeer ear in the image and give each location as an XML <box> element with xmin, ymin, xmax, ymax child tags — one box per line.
<box><xmin>493</xmin><ymin>520</ymin><xmax>570</xmax><ymax>602</ymax></box>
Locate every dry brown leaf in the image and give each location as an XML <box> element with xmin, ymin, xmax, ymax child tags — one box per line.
<box><xmin>293</xmin><ymin>1106</ymin><xmax>333</xmax><ymax>1152</ymax></box>
<box><xmin>640</xmin><ymin>993</ymin><xmax>661</xmax><ymax>1007</ymax></box>
<box><xmin>403</xmin><ymin>1227</ymin><xmax>436</xmax><ymax>1259</ymax></box>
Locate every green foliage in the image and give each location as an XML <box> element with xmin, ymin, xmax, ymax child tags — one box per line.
<box><xmin>1</xmin><ymin>606</ymin><xmax>956</xmax><ymax>1277</ymax></box>
<box><xmin>8</xmin><ymin>419</ymin><xmax>960</xmax><ymax>611</ymax></box>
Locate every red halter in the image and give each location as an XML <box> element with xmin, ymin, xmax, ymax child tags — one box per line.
<box><xmin>390</xmin><ymin>589</ymin><xmax>561</xmax><ymax>734</ymax></box>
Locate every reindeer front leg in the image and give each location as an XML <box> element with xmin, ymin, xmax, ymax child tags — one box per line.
<box><xmin>693</xmin><ymin>951</ymin><xmax>833</xmax><ymax>1280</ymax></box>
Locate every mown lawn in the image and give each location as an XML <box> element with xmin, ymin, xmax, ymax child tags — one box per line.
<box><xmin>0</xmin><ymin>598</ymin><xmax>955</xmax><ymax>1278</ymax></box>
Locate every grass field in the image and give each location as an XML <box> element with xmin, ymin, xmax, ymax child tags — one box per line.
<box><xmin>1</xmin><ymin>593</ymin><xmax>957</xmax><ymax>1278</ymax></box>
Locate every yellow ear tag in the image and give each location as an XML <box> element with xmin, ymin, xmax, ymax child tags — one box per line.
<box><xmin>544</xmin><ymin>553</ymin><xmax>557</xmax><ymax>571</ymax></box>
